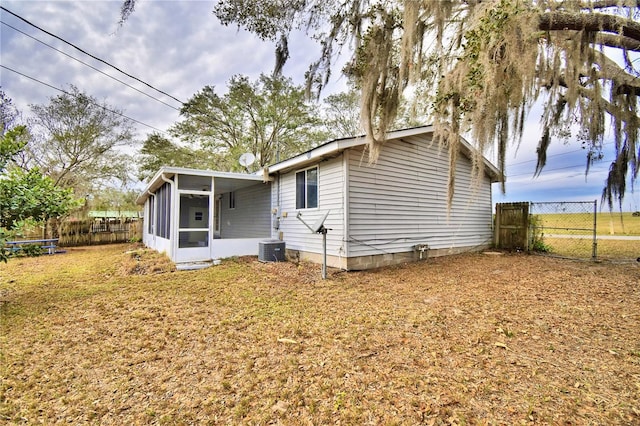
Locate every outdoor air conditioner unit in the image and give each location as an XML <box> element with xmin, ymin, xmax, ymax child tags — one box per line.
<box><xmin>258</xmin><ymin>240</ymin><xmax>286</xmax><ymax>262</ymax></box>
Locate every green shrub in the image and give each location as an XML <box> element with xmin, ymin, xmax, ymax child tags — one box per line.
<box><xmin>19</xmin><ymin>243</ymin><xmax>44</xmax><ymax>257</ymax></box>
<box><xmin>0</xmin><ymin>229</ymin><xmax>8</xmax><ymax>263</ymax></box>
<box><xmin>531</xmin><ymin>238</ymin><xmax>552</xmax><ymax>253</ymax></box>
<box><xmin>529</xmin><ymin>215</ymin><xmax>552</xmax><ymax>253</ymax></box>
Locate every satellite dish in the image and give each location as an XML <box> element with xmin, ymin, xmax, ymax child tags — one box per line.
<box><xmin>239</xmin><ymin>153</ymin><xmax>256</xmax><ymax>169</ymax></box>
<box><xmin>296</xmin><ymin>210</ymin><xmax>329</xmax><ymax>234</ymax></box>
<box><xmin>311</xmin><ymin>210</ymin><xmax>330</xmax><ymax>233</ymax></box>
<box><xmin>296</xmin><ymin>210</ymin><xmax>331</xmax><ymax>279</ymax></box>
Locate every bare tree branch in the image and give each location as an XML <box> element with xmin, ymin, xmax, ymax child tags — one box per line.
<box><xmin>595</xmin><ymin>33</ymin><xmax>640</xmax><ymax>51</ymax></box>
<box><xmin>539</xmin><ymin>11</ymin><xmax>640</xmax><ymax>42</ymax></box>
<box><xmin>580</xmin><ymin>0</ymin><xmax>640</xmax><ymax>9</ymax></box>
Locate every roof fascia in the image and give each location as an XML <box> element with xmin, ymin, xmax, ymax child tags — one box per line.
<box><xmin>135</xmin><ymin>166</ymin><xmax>267</xmax><ymax>205</ymax></box>
<box><xmin>267</xmin><ymin>126</ymin><xmax>435</xmax><ymax>174</ymax></box>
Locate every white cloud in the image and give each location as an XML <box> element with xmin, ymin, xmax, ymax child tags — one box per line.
<box><xmin>1</xmin><ymin>1</ymin><xmax>636</xmax><ymax>206</ymax></box>
<box><xmin>0</xmin><ymin>0</ymin><xmax>294</xmax><ymax>138</ymax></box>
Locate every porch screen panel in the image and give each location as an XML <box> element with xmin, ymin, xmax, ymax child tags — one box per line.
<box><xmin>179</xmin><ymin>194</ymin><xmax>209</xmax><ymax>228</ymax></box>
<box><xmin>179</xmin><ymin>231</ymin><xmax>208</xmax><ymax>248</ymax></box>
<box><xmin>147</xmin><ymin>197</ymin><xmax>154</xmax><ymax>234</ymax></box>
<box><xmin>154</xmin><ymin>182</ymin><xmax>171</xmax><ymax>239</ymax></box>
<box><xmin>155</xmin><ymin>184</ymin><xmax>163</xmax><ymax>238</ymax></box>
<box><xmin>178</xmin><ymin>174</ymin><xmax>211</xmax><ymax>191</ymax></box>
<box><xmin>178</xmin><ymin>193</ymin><xmax>209</xmax><ymax>248</ymax></box>
<box><xmin>163</xmin><ymin>184</ymin><xmax>171</xmax><ymax>238</ymax></box>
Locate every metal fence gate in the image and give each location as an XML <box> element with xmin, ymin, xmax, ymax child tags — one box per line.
<box><xmin>528</xmin><ymin>201</ymin><xmax>598</xmax><ymax>260</ymax></box>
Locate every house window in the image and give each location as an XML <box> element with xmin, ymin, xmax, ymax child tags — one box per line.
<box><xmin>296</xmin><ymin>166</ymin><xmax>318</xmax><ymax>209</ymax></box>
<box><xmin>229</xmin><ymin>191</ymin><xmax>236</xmax><ymax>209</ymax></box>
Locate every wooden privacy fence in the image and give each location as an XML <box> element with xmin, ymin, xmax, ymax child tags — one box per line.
<box><xmin>49</xmin><ymin>219</ymin><xmax>142</xmax><ymax>247</ymax></box>
<box><xmin>494</xmin><ymin>202</ymin><xmax>530</xmax><ymax>251</ymax></box>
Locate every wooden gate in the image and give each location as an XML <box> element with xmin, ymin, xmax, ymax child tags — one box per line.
<box><xmin>494</xmin><ymin>202</ymin><xmax>530</xmax><ymax>250</ymax></box>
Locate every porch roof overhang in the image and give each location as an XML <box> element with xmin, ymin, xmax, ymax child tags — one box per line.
<box><xmin>135</xmin><ymin>166</ymin><xmax>269</xmax><ymax>205</ymax></box>
<box><xmin>265</xmin><ymin>125</ymin><xmax>503</xmax><ymax>183</ymax></box>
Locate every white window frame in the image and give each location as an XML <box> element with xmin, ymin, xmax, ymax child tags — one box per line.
<box><xmin>295</xmin><ymin>166</ymin><xmax>318</xmax><ymax>210</ymax></box>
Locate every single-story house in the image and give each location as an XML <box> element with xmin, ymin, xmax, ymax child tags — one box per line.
<box><xmin>136</xmin><ymin>126</ymin><xmax>501</xmax><ymax>270</ymax></box>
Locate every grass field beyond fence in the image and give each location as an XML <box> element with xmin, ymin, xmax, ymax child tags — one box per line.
<box><xmin>535</xmin><ymin>212</ymin><xmax>640</xmax><ymax>235</ymax></box>
<box><xmin>1</xmin><ymin>244</ymin><xmax>639</xmax><ymax>424</ymax></box>
<box><xmin>532</xmin><ymin>212</ymin><xmax>639</xmax><ymax>259</ymax></box>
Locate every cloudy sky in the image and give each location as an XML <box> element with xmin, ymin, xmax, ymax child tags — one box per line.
<box><xmin>1</xmin><ymin>0</ymin><xmax>638</xmax><ymax>211</ymax></box>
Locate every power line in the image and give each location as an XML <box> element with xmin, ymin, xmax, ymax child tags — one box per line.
<box><xmin>0</xmin><ymin>20</ymin><xmax>181</xmax><ymax>112</ymax></box>
<box><xmin>0</xmin><ymin>5</ymin><xmax>185</xmax><ymax>105</ymax></box>
<box><xmin>506</xmin><ymin>141</ymin><xmax>616</xmax><ymax>168</ymax></box>
<box><xmin>1</xmin><ymin>6</ymin><xmax>220</xmax><ymax>139</ymax></box>
<box><xmin>507</xmin><ymin>161</ymin><xmax>613</xmax><ymax>179</ymax></box>
<box><xmin>1</xmin><ymin>64</ymin><xmax>168</xmax><ymax>134</ymax></box>
<box><xmin>507</xmin><ymin>147</ymin><xmax>585</xmax><ymax>167</ymax></box>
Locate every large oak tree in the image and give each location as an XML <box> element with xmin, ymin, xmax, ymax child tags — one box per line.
<box><xmin>137</xmin><ymin>133</ymin><xmax>218</xmax><ymax>181</ymax></box>
<box><xmin>121</xmin><ymin>0</ymin><xmax>640</xmax><ymax>207</ymax></box>
<box><xmin>27</xmin><ymin>86</ymin><xmax>136</xmax><ymax>193</ymax></box>
<box><xmin>171</xmin><ymin>74</ymin><xmax>326</xmax><ymax>171</ymax></box>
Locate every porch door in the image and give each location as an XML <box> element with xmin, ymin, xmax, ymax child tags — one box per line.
<box><xmin>176</xmin><ymin>193</ymin><xmax>210</xmax><ymax>262</ymax></box>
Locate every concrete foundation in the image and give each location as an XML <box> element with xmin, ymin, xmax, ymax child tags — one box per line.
<box><xmin>286</xmin><ymin>244</ymin><xmax>491</xmax><ymax>271</ymax></box>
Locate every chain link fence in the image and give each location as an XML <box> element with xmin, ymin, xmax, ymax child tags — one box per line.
<box><xmin>529</xmin><ymin>201</ymin><xmax>597</xmax><ymax>260</ymax></box>
<box><xmin>495</xmin><ymin>200</ymin><xmax>639</xmax><ymax>261</ymax></box>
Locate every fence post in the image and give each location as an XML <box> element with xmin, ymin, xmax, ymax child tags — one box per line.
<box><xmin>592</xmin><ymin>199</ymin><xmax>598</xmax><ymax>260</ymax></box>
<box><xmin>494</xmin><ymin>204</ymin><xmax>501</xmax><ymax>248</ymax></box>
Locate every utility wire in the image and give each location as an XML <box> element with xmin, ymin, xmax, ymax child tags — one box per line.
<box><xmin>1</xmin><ymin>64</ymin><xmax>168</xmax><ymax>134</ymax></box>
<box><xmin>0</xmin><ymin>21</ymin><xmax>181</xmax><ymax>112</ymax></box>
<box><xmin>507</xmin><ymin>147</ymin><xmax>585</xmax><ymax>167</ymax></box>
<box><xmin>1</xmin><ymin>6</ymin><xmax>220</xmax><ymax>139</ymax></box>
<box><xmin>508</xmin><ymin>162</ymin><xmax>610</xmax><ymax>178</ymax></box>
<box><xmin>0</xmin><ymin>5</ymin><xmax>185</xmax><ymax>105</ymax></box>
<box><xmin>506</xmin><ymin>141</ymin><xmax>615</xmax><ymax>168</ymax></box>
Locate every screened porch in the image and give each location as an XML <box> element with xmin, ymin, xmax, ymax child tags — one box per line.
<box><xmin>138</xmin><ymin>167</ymin><xmax>272</xmax><ymax>264</ymax></box>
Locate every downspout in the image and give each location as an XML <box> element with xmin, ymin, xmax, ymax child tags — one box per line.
<box><xmin>210</xmin><ymin>176</ymin><xmax>215</xmax><ymax>259</ymax></box>
<box><xmin>342</xmin><ymin>150</ymin><xmax>350</xmax><ymax>265</ymax></box>
<box><xmin>160</xmin><ymin>174</ymin><xmax>177</xmax><ymax>261</ymax></box>
<box><xmin>277</xmin><ymin>171</ymin><xmax>281</xmax><ymax>239</ymax></box>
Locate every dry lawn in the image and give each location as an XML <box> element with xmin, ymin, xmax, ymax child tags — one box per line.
<box><xmin>1</xmin><ymin>244</ymin><xmax>639</xmax><ymax>425</ymax></box>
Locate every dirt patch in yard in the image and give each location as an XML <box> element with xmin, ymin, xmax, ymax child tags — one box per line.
<box><xmin>1</xmin><ymin>244</ymin><xmax>639</xmax><ymax>424</ymax></box>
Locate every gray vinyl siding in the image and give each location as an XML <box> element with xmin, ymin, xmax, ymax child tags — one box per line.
<box><xmin>347</xmin><ymin>134</ymin><xmax>493</xmax><ymax>256</ymax></box>
<box><xmin>220</xmin><ymin>182</ymin><xmax>271</xmax><ymax>238</ymax></box>
<box><xmin>273</xmin><ymin>155</ymin><xmax>346</xmax><ymax>256</ymax></box>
